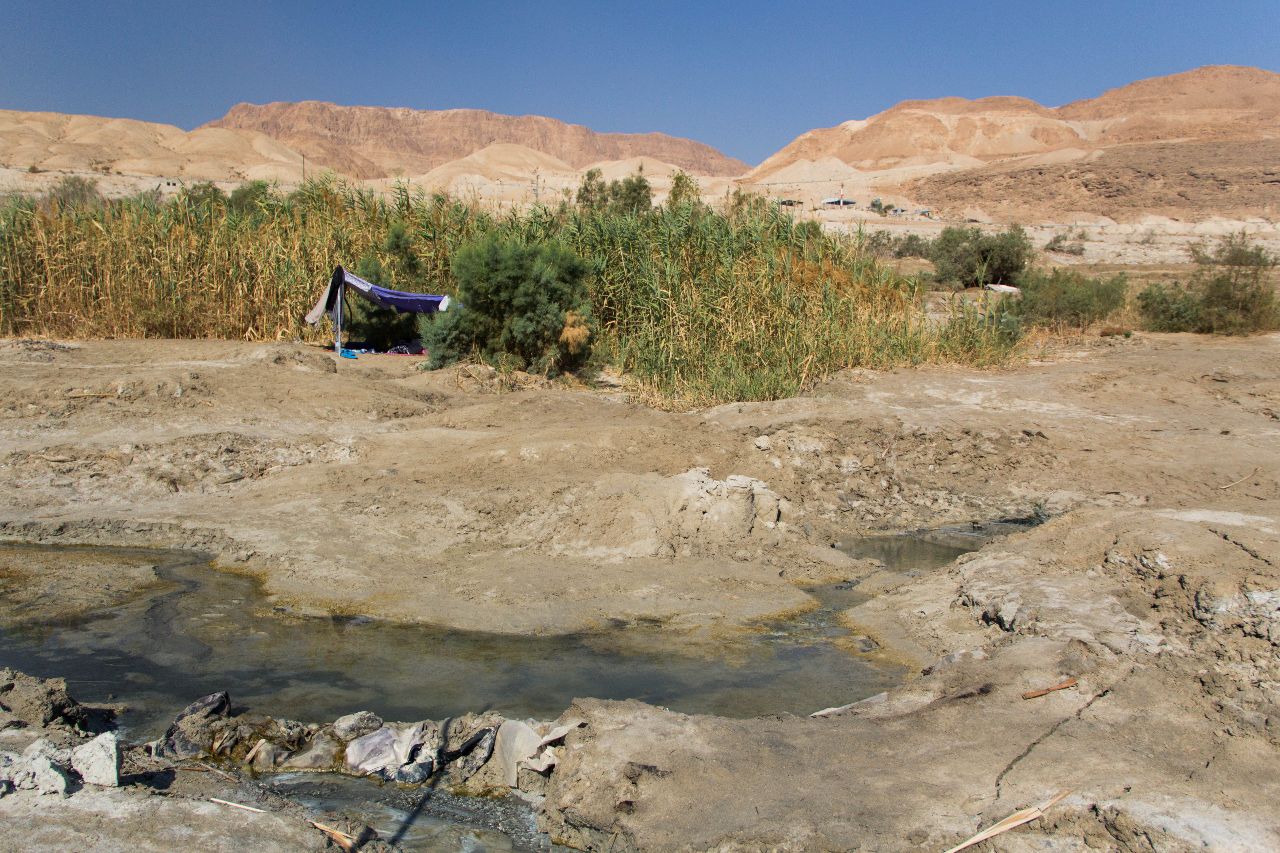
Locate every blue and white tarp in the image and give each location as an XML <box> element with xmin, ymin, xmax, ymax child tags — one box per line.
<box><xmin>305</xmin><ymin>266</ymin><xmax>451</xmax><ymax>326</ymax></box>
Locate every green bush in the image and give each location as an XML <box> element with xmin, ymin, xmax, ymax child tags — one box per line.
<box><xmin>575</xmin><ymin>168</ymin><xmax>608</xmax><ymax>212</ymax></box>
<box><xmin>1136</xmin><ymin>232</ymin><xmax>1278</xmax><ymax>335</ymax></box>
<box><xmin>1136</xmin><ymin>283</ymin><xmax>1203</xmax><ymax>332</ymax></box>
<box><xmin>420</xmin><ymin>236</ymin><xmax>593</xmax><ymax>375</ymax></box>
<box><xmin>863</xmin><ymin>230</ymin><xmax>932</xmax><ymax>259</ymax></box>
<box><xmin>228</xmin><ymin>180</ymin><xmax>273</xmax><ymax>215</ymax></box>
<box><xmin>930</xmin><ymin>226</ymin><xmax>1032</xmax><ymax>287</ymax></box>
<box><xmin>44</xmin><ymin>176</ymin><xmax>103</xmax><ymax>210</ymax></box>
<box><xmin>1010</xmin><ymin>269</ymin><xmax>1127</xmax><ymax>330</ymax></box>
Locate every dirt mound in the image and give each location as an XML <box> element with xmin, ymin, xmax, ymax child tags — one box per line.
<box><xmin>205</xmin><ymin>101</ymin><xmax>748</xmax><ymax>179</ymax></box>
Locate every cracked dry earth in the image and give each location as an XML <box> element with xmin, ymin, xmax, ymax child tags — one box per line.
<box><xmin>1</xmin><ymin>333</ymin><xmax>1279</xmax><ymax>850</ymax></box>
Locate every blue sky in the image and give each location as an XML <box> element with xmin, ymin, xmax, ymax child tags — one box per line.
<box><xmin>4</xmin><ymin>0</ymin><xmax>1277</xmax><ymax>164</ymax></box>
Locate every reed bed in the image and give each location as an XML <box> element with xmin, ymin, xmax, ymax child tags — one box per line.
<box><xmin>0</xmin><ymin>178</ymin><xmax>1017</xmax><ymax>404</ymax></box>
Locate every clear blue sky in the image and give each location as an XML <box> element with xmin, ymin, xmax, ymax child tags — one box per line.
<box><xmin>4</xmin><ymin>0</ymin><xmax>1277</xmax><ymax>165</ymax></box>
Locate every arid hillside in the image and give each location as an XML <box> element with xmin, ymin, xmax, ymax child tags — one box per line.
<box><xmin>744</xmin><ymin>66</ymin><xmax>1280</xmax><ymax>220</ymax></box>
<box><xmin>0</xmin><ymin>109</ymin><xmax>304</xmax><ymax>182</ymax></box>
<box><xmin>750</xmin><ymin>66</ymin><xmax>1280</xmax><ymax>179</ymax></box>
<box><xmin>906</xmin><ymin>138</ymin><xmax>1280</xmax><ymax>221</ymax></box>
<box><xmin>204</xmin><ymin>101</ymin><xmax>748</xmax><ymax>179</ymax></box>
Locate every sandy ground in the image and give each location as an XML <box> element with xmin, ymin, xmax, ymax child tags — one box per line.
<box><xmin>1</xmin><ymin>334</ymin><xmax>1279</xmax><ymax>849</ymax></box>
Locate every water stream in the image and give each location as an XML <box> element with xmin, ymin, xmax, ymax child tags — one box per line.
<box><xmin>0</xmin><ymin>523</ymin><xmax>1025</xmax><ymax>850</ymax></box>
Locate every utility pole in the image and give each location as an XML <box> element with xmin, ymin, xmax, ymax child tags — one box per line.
<box><xmin>302</xmin><ymin>154</ymin><xmax>307</xmax><ymax>183</ymax></box>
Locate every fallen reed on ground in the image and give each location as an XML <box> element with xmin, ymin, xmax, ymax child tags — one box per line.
<box><xmin>0</xmin><ymin>178</ymin><xmax>1017</xmax><ymax>405</ymax></box>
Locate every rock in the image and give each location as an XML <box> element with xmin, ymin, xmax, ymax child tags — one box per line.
<box><xmin>443</xmin><ymin>729</ymin><xmax>495</xmax><ymax>783</ymax></box>
<box><xmin>490</xmin><ymin>720</ymin><xmax>542</xmax><ymax>788</ymax></box>
<box><xmin>0</xmin><ymin>669</ymin><xmax>107</xmax><ymax>731</ymax></box>
<box><xmin>279</xmin><ymin>733</ymin><xmax>342</xmax><ymax>771</ymax></box>
<box><xmin>345</xmin><ymin>721</ymin><xmax>440</xmax><ymax>780</ymax></box>
<box><xmin>393</xmin><ymin>757</ymin><xmax>435</xmax><ymax>784</ymax></box>
<box><xmin>14</xmin><ymin>755</ymin><xmax>72</xmax><ymax>796</ymax></box>
<box><xmin>332</xmin><ymin>711</ymin><xmax>382</xmax><ymax>741</ymax></box>
<box><xmin>250</xmin><ymin>741</ymin><xmax>288</xmax><ymax>771</ymax></box>
<box><xmin>21</xmin><ymin>738</ymin><xmax>72</xmax><ymax>766</ymax></box>
<box><xmin>71</xmin><ymin>732</ymin><xmax>121</xmax><ymax>787</ymax></box>
<box><xmin>753</xmin><ymin>435</ymin><xmax>772</xmax><ymax>451</ymax></box>
<box><xmin>0</xmin><ymin>751</ymin><xmax>19</xmax><ymax>782</ymax></box>
<box><xmin>159</xmin><ymin>691</ymin><xmax>231</xmax><ymax>759</ymax></box>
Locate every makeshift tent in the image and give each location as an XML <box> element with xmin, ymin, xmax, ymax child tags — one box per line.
<box><xmin>305</xmin><ymin>266</ymin><xmax>451</xmax><ymax>352</ymax></box>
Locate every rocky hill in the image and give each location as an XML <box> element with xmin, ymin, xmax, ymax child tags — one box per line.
<box><xmin>204</xmin><ymin>101</ymin><xmax>748</xmax><ymax>179</ymax></box>
<box><xmin>750</xmin><ymin>66</ymin><xmax>1280</xmax><ymax>180</ymax></box>
<box><xmin>0</xmin><ymin>109</ymin><xmax>303</xmax><ymax>182</ymax></box>
<box><xmin>745</xmin><ymin>66</ymin><xmax>1279</xmax><ymax>219</ymax></box>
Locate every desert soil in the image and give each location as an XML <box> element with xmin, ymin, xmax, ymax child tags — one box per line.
<box><xmin>1</xmin><ymin>333</ymin><xmax>1279</xmax><ymax>850</ymax></box>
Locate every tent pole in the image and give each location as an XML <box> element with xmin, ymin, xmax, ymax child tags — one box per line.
<box><xmin>335</xmin><ymin>280</ymin><xmax>343</xmax><ymax>353</ymax></box>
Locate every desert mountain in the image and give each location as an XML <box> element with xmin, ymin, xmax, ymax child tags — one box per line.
<box><xmin>750</xmin><ymin>66</ymin><xmax>1280</xmax><ymax>182</ymax></box>
<box><xmin>746</xmin><ymin>66</ymin><xmax>1280</xmax><ymax>219</ymax></box>
<box><xmin>0</xmin><ymin>109</ymin><xmax>303</xmax><ymax>182</ymax></box>
<box><xmin>204</xmin><ymin>101</ymin><xmax>748</xmax><ymax>179</ymax></box>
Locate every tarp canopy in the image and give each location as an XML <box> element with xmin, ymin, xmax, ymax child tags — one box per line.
<box><xmin>305</xmin><ymin>266</ymin><xmax>450</xmax><ymax>351</ymax></box>
<box><xmin>305</xmin><ymin>266</ymin><xmax>450</xmax><ymax>325</ymax></box>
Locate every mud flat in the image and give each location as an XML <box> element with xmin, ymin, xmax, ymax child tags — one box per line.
<box><xmin>2</xmin><ymin>334</ymin><xmax>1279</xmax><ymax>849</ymax></box>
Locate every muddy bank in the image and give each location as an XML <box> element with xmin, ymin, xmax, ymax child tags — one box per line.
<box><xmin>1</xmin><ymin>334</ymin><xmax>1279</xmax><ymax>849</ymax></box>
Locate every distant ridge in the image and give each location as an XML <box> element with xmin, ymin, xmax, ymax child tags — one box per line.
<box><xmin>749</xmin><ymin>66</ymin><xmax>1280</xmax><ymax>181</ymax></box>
<box><xmin>204</xmin><ymin>101</ymin><xmax>749</xmax><ymax>179</ymax></box>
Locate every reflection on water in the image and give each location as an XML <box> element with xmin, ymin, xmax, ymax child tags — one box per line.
<box><xmin>837</xmin><ymin>517</ymin><xmax>1041</xmax><ymax>576</ymax></box>
<box><xmin>0</xmin><ymin>544</ymin><xmax>908</xmax><ymax>738</ymax></box>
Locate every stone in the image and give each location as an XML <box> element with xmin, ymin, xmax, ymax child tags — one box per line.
<box><xmin>15</xmin><ymin>755</ymin><xmax>72</xmax><ymax>796</ymax></box>
<box><xmin>491</xmin><ymin>720</ymin><xmax>542</xmax><ymax>787</ymax></box>
<box><xmin>345</xmin><ymin>721</ymin><xmax>439</xmax><ymax>780</ymax></box>
<box><xmin>753</xmin><ymin>435</ymin><xmax>772</xmax><ymax>451</ymax></box>
<box><xmin>71</xmin><ymin>731</ymin><xmax>121</xmax><ymax>787</ymax></box>
<box><xmin>250</xmin><ymin>741</ymin><xmax>288</xmax><ymax>771</ymax></box>
<box><xmin>0</xmin><ymin>669</ymin><xmax>107</xmax><ymax>730</ymax></box>
<box><xmin>443</xmin><ymin>729</ymin><xmax>495</xmax><ymax>783</ymax></box>
<box><xmin>393</xmin><ymin>757</ymin><xmax>435</xmax><ymax>784</ymax></box>
<box><xmin>160</xmin><ymin>691</ymin><xmax>230</xmax><ymax>759</ymax></box>
<box><xmin>279</xmin><ymin>733</ymin><xmax>342</xmax><ymax>771</ymax></box>
<box><xmin>332</xmin><ymin>711</ymin><xmax>382</xmax><ymax>741</ymax></box>
<box><xmin>21</xmin><ymin>738</ymin><xmax>71</xmax><ymax>767</ymax></box>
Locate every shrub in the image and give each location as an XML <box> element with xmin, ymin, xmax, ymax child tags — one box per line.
<box><xmin>1136</xmin><ymin>283</ymin><xmax>1203</xmax><ymax>332</ymax></box>
<box><xmin>1044</xmin><ymin>232</ymin><xmax>1085</xmax><ymax>256</ymax></box>
<box><xmin>44</xmin><ymin>176</ymin><xmax>103</xmax><ymax>210</ymax></box>
<box><xmin>1136</xmin><ymin>232</ymin><xmax>1278</xmax><ymax>335</ymax></box>
<box><xmin>607</xmin><ymin>171</ymin><xmax>652</xmax><ymax>216</ymax></box>
<box><xmin>930</xmin><ymin>226</ymin><xmax>1032</xmax><ymax>287</ymax></box>
<box><xmin>1010</xmin><ymin>269</ymin><xmax>1127</xmax><ymax>331</ymax></box>
<box><xmin>420</xmin><ymin>236</ymin><xmax>593</xmax><ymax>375</ymax></box>
<box><xmin>228</xmin><ymin>180</ymin><xmax>273</xmax><ymax>215</ymax></box>
<box><xmin>181</xmin><ymin>182</ymin><xmax>227</xmax><ymax>210</ymax></box>
<box><xmin>575</xmin><ymin>168</ymin><xmax>608</xmax><ymax>212</ymax></box>
<box><xmin>863</xmin><ymin>230</ymin><xmax>932</xmax><ymax>259</ymax></box>
<box><xmin>666</xmin><ymin>171</ymin><xmax>701</xmax><ymax>209</ymax></box>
